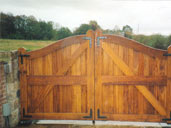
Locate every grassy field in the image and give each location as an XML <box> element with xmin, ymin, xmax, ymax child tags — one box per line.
<box><xmin>0</xmin><ymin>39</ymin><xmax>55</xmax><ymax>52</ymax></box>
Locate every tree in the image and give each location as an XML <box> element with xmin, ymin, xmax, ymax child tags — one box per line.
<box><xmin>0</xmin><ymin>12</ymin><xmax>16</xmax><ymax>38</ymax></box>
<box><xmin>1</xmin><ymin>12</ymin><xmax>56</xmax><ymax>40</ymax></box>
<box><xmin>167</xmin><ymin>35</ymin><xmax>171</xmax><ymax>48</ymax></box>
<box><xmin>55</xmin><ymin>27</ymin><xmax>72</xmax><ymax>40</ymax></box>
<box><xmin>14</xmin><ymin>15</ymin><xmax>28</xmax><ymax>39</ymax></box>
<box><xmin>122</xmin><ymin>25</ymin><xmax>133</xmax><ymax>39</ymax></box>
<box><xmin>103</xmin><ymin>25</ymin><xmax>123</xmax><ymax>36</ymax></box>
<box><xmin>89</xmin><ymin>20</ymin><xmax>101</xmax><ymax>31</ymax></box>
<box><xmin>132</xmin><ymin>34</ymin><xmax>170</xmax><ymax>50</ymax></box>
<box><xmin>73</xmin><ymin>24</ymin><xmax>91</xmax><ymax>35</ymax></box>
<box><xmin>150</xmin><ymin>34</ymin><xmax>168</xmax><ymax>49</ymax></box>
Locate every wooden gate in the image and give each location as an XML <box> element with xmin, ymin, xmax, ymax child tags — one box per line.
<box><xmin>94</xmin><ymin>30</ymin><xmax>171</xmax><ymax>122</ymax></box>
<box><xmin>18</xmin><ymin>31</ymin><xmax>95</xmax><ymax>120</ymax></box>
<box><xmin>18</xmin><ymin>30</ymin><xmax>171</xmax><ymax>122</ymax></box>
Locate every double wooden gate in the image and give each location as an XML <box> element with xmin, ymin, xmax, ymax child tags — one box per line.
<box><xmin>18</xmin><ymin>30</ymin><xmax>171</xmax><ymax>122</ymax></box>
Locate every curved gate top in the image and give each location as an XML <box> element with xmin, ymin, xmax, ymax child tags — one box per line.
<box><xmin>18</xmin><ymin>30</ymin><xmax>171</xmax><ymax>122</ymax></box>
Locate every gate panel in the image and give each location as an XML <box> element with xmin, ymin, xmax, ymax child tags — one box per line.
<box><xmin>94</xmin><ymin>30</ymin><xmax>168</xmax><ymax>122</ymax></box>
<box><xmin>19</xmin><ymin>29</ymin><xmax>170</xmax><ymax>122</ymax></box>
<box><xmin>18</xmin><ymin>30</ymin><xmax>95</xmax><ymax>120</ymax></box>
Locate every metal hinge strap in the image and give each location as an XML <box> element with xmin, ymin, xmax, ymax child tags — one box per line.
<box><xmin>163</xmin><ymin>53</ymin><xmax>171</xmax><ymax>56</ymax></box>
<box><xmin>97</xmin><ymin>36</ymin><xmax>107</xmax><ymax>46</ymax></box>
<box><xmin>83</xmin><ymin>109</ymin><xmax>92</xmax><ymax>118</ymax></box>
<box><xmin>97</xmin><ymin>109</ymin><xmax>107</xmax><ymax>119</ymax></box>
<box><xmin>19</xmin><ymin>54</ymin><xmax>30</xmax><ymax>64</ymax></box>
<box><xmin>23</xmin><ymin>108</ymin><xmax>32</xmax><ymax>118</ymax></box>
<box><xmin>162</xmin><ymin>112</ymin><xmax>171</xmax><ymax>122</ymax></box>
<box><xmin>83</xmin><ymin>37</ymin><xmax>92</xmax><ymax>48</ymax></box>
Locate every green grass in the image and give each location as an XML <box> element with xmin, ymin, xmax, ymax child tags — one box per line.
<box><xmin>0</xmin><ymin>39</ymin><xmax>55</xmax><ymax>52</ymax></box>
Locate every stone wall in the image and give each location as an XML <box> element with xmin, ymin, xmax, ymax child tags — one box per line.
<box><xmin>0</xmin><ymin>62</ymin><xmax>7</xmax><ymax>127</ymax></box>
<box><xmin>0</xmin><ymin>51</ymin><xmax>20</xmax><ymax>127</ymax></box>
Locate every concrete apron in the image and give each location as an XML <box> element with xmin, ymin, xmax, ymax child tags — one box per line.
<box><xmin>36</xmin><ymin>120</ymin><xmax>171</xmax><ymax>128</ymax></box>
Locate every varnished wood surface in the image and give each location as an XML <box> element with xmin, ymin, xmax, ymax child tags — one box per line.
<box><xmin>103</xmin><ymin>34</ymin><xmax>167</xmax><ymax>59</ymax></box>
<box><xmin>27</xmin><ymin>35</ymin><xmax>85</xmax><ymax>59</ymax></box>
<box><xmin>27</xmin><ymin>76</ymin><xmax>87</xmax><ymax>85</ymax></box>
<box><xmin>166</xmin><ymin>46</ymin><xmax>171</xmax><ymax>121</ymax></box>
<box><xmin>102</xmin><ymin>42</ymin><xmax>167</xmax><ymax>116</ymax></box>
<box><xmin>18</xmin><ymin>29</ymin><xmax>170</xmax><ymax>122</ymax></box>
<box><xmin>102</xmin><ymin>76</ymin><xmax>166</xmax><ymax>86</ymax></box>
<box><xmin>94</xmin><ymin>29</ymin><xmax>169</xmax><ymax>122</ymax></box>
<box><xmin>19</xmin><ymin>30</ymin><xmax>94</xmax><ymax>120</ymax></box>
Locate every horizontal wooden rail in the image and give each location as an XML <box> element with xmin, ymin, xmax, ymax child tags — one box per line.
<box><xmin>102</xmin><ymin>76</ymin><xmax>167</xmax><ymax>86</ymax></box>
<box><xmin>27</xmin><ymin>75</ymin><xmax>87</xmax><ymax>85</ymax></box>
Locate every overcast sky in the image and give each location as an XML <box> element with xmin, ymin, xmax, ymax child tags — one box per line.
<box><xmin>0</xmin><ymin>0</ymin><xmax>171</xmax><ymax>35</ymax></box>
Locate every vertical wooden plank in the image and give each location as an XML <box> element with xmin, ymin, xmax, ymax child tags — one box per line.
<box><xmin>102</xmin><ymin>48</ymin><xmax>114</xmax><ymax>114</ymax></box>
<box><xmin>76</xmin><ymin>48</ymin><xmax>81</xmax><ymax>113</ymax></box>
<box><xmin>66</xmin><ymin>46</ymin><xmax>73</xmax><ymax>113</ymax></box>
<box><xmin>113</xmin><ymin>43</ymin><xmax>119</xmax><ymax>114</ymax></box>
<box><xmin>128</xmin><ymin>48</ymin><xmax>135</xmax><ymax>114</ymax></box>
<box><xmin>154</xmin><ymin>57</ymin><xmax>159</xmax><ymax>115</ymax></box>
<box><xmin>109</xmin><ymin>43</ymin><xmax>115</xmax><ymax>114</ymax></box>
<box><xmin>61</xmin><ymin>47</ymin><xmax>68</xmax><ymax>113</ymax></box>
<box><xmin>18</xmin><ymin>48</ymin><xmax>27</xmax><ymax>119</ymax></box>
<box><xmin>159</xmin><ymin>58</ymin><xmax>167</xmax><ymax>116</ymax></box>
<box><xmin>144</xmin><ymin>54</ymin><xmax>153</xmax><ymax>114</ymax></box>
<box><xmin>28</xmin><ymin>59</ymin><xmax>33</xmax><ymax>113</ymax></box>
<box><xmin>71</xmin><ymin>44</ymin><xmax>78</xmax><ymax>113</ymax></box>
<box><xmin>80</xmin><ymin>50</ymin><xmax>87</xmax><ymax>113</ymax></box>
<box><xmin>123</xmin><ymin>46</ymin><xmax>129</xmax><ymax>114</ymax></box>
<box><xmin>167</xmin><ymin>46</ymin><xmax>171</xmax><ymax>118</ymax></box>
<box><xmin>86</xmin><ymin>30</ymin><xmax>95</xmax><ymax>119</ymax></box>
<box><xmin>118</xmin><ymin>45</ymin><xmax>124</xmax><ymax>114</ymax></box>
<box><xmin>43</xmin><ymin>54</ymin><xmax>53</xmax><ymax>113</ymax></box>
<box><xmin>70</xmin><ymin>42</ymin><xmax>87</xmax><ymax>113</ymax></box>
<box><xmin>53</xmin><ymin>50</ymin><xmax>60</xmax><ymax>113</ymax></box>
<box><xmin>156</xmin><ymin>57</ymin><xmax>167</xmax><ymax>116</ymax></box>
<box><xmin>53</xmin><ymin>86</ymin><xmax>60</xmax><ymax>112</ymax></box>
<box><xmin>57</xmin><ymin>48</ymin><xmax>64</xmax><ymax>112</ymax></box>
<box><xmin>32</xmin><ymin>57</ymin><xmax>44</xmax><ymax>113</ymax></box>
<box><xmin>108</xmin><ymin>43</ymin><xmax>114</xmax><ymax>114</ymax></box>
<box><xmin>26</xmin><ymin>58</ymin><xmax>31</xmax><ymax>113</ymax></box>
<box><xmin>137</xmin><ymin>52</ymin><xmax>144</xmax><ymax>114</ymax></box>
<box><xmin>81</xmin><ymin>85</ymin><xmax>87</xmax><ymax>113</ymax></box>
<box><xmin>95</xmin><ymin>29</ymin><xmax>103</xmax><ymax>119</ymax></box>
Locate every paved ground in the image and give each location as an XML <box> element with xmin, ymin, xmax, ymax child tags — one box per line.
<box><xmin>13</xmin><ymin>120</ymin><xmax>171</xmax><ymax>128</ymax></box>
<box><xmin>14</xmin><ymin>124</ymin><xmax>163</xmax><ymax>128</ymax></box>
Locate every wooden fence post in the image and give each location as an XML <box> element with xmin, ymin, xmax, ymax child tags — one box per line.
<box><xmin>18</xmin><ymin>48</ymin><xmax>27</xmax><ymax>119</ymax></box>
<box><xmin>167</xmin><ymin>45</ymin><xmax>171</xmax><ymax>118</ymax></box>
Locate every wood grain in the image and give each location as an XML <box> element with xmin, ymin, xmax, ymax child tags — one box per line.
<box><xmin>166</xmin><ymin>45</ymin><xmax>171</xmax><ymax>119</ymax></box>
<box><xmin>19</xmin><ymin>30</ymin><xmax>169</xmax><ymax>122</ymax></box>
<box><xmin>102</xmin><ymin>42</ymin><xmax>167</xmax><ymax>116</ymax></box>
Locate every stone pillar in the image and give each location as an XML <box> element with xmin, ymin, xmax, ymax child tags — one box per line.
<box><xmin>0</xmin><ymin>62</ymin><xmax>7</xmax><ymax>128</ymax></box>
<box><xmin>0</xmin><ymin>51</ymin><xmax>20</xmax><ymax>127</ymax></box>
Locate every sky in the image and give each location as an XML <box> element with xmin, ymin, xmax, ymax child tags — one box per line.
<box><xmin>0</xmin><ymin>0</ymin><xmax>171</xmax><ymax>35</ymax></box>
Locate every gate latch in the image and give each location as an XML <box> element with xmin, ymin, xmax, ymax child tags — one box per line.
<box><xmin>83</xmin><ymin>37</ymin><xmax>92</xmax><ymax>48</ymax></box>
<box><xmin>97</xmin><ymin>36</ymin><xmax>107</xmax><ymax>46</ymax></box>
